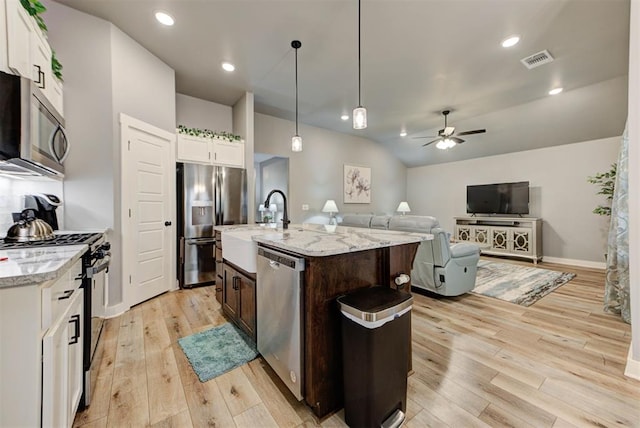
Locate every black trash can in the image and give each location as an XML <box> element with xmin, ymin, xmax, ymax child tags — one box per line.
<box><xmin>337</xmin><ymin>286</ymin><xmax>413</xmax><ymax>428</ymax></box>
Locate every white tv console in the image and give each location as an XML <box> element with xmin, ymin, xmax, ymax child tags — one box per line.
<box><xmin>454</xmin><ymin>216</ymin><xmax>542</xmax><ymax>264</ymax></box>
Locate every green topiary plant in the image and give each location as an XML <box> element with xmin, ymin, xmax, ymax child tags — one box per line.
<box><xmin>51</xmin><ymin>50</ymin><xmax>63</xmax><ymax>81</ymax></box>
<box><xmin>19</xmin><ymin>0</ymin><xmax>47</xmax><ymax>32</ymax></box>
<box><xmin>587</xmin><ymin>163</ymin><xmax>617</xmax><ymax>216</ymax></box>
<box><xmin>177</xmin><ymin>125</ymin><xmax>242</xmax><ymax>143</ymax></box>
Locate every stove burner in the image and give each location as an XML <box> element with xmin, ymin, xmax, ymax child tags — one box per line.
<box><xmin>0</xmin><ymin>233</ymin><xmax>102</xmax><ymax>250</ymax></box>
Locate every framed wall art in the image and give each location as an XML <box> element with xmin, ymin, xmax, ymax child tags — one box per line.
<box><xmin>344</xmin><ymin>164</ymin><xmax>371</xmax><ymax>203</ymax></box>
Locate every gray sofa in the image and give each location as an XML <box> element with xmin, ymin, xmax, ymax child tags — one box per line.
<box><xmin>340</xmin><ymin>214</ymin><xmax>480</xmax><ymax>296</ymax></box>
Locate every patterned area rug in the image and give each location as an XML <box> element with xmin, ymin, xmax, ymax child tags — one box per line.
<box><xmin>473</xmin><ymin>260</ymin><xmax>576</xmax><ymax>306</ymax></box>
<box><xmin>178</xmin><ymin>322</ymin><xmax>258</xmax><ymax>382</ymax></box>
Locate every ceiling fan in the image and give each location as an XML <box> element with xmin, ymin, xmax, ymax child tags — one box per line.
<box><xmin>413</xmin><ymin>110</ymin><xmax>486</xmax><ymax>149</ymax></box>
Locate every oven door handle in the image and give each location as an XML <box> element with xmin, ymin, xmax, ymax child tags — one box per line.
<box><xmin>87</xmin><ymin>256</ymin><xmax>110</xmax><ymax>278</ymax></box>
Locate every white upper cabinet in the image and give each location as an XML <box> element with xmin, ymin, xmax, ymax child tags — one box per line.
<box><xmin>2</xmin><ymin>0</ymin><xmax>64</xmax><ymax>116</ymax></box>
<box><xmin>176</xmin><ymin>134</ymin><xmax>245</xmax><ymax>168</ymax></box>
<box><xmin>5</xmin><ymin>0</ymin><xmax>32</xmax><ymax>77</ymax></box>
<box><xmin>212</xmin><ymin>138</ymin><xmax>245</xmax><ymax>168</ymax></box>
<box><xmin>176</xmin><ymin>134</ymin><xmax>211</xmax><ymax>164</ymax></box>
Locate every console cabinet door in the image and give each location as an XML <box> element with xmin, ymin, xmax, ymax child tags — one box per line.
<box><xmin>510</xmin><ymin>227</ymin><xmax>533</xmax><ymax>255</ymax></box>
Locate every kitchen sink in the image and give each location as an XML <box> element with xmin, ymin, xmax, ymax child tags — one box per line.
<box><xmin>221</xmin><ymin>227</ymin><xmax>276</xmax><ymax>273</ymax></box>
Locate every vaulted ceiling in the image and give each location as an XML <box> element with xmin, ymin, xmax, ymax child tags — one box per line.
<box><xmin>54</xmin><ymin>0</ymin><xmax>630</xmax><ymax>167</ymax></box>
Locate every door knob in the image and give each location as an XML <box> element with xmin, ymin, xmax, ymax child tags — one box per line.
<box><xmin>164</xmin><ymin>221</ymin><xmax>172</xmax><ymax>226</ymax></box>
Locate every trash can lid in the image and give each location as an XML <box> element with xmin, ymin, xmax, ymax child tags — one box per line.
<box><xmin>337</xmin><ymin>286</ymin><xmax>413</xmax><ymax>324</ymax></box>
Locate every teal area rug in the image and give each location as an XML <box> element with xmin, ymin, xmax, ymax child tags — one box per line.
<box><xmin>473</xmin><ymin>260</ymin><xmax>576</xmax><ymax>306</ymax></box>
<box><xmin>177</xmin><ymin>322</ymin><xmax>258</xmax><ymax>382</ymax></box>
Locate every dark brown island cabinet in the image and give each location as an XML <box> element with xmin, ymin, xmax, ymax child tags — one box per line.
<box><xmin>299</xmin><ymin>242</ymin><xmax>419</xmax><ymax>418</ymax></box>
<box><xmin>222</xmin><ymin>261</ymin><xmax>257</xmax><ymax>340</ymax></box>
<box><xmin>216</xmin><ymin>228</ymin><xmax>420</xmax><ymax>419</ymax></box>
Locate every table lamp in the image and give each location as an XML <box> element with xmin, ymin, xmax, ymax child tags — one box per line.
<box><xmin>396</xmin><ymin>201</ymin><xmax>411</xmax><ymax>216</ymax></box>
<box><xmin>322</xmin><ymin>200</ymin><xmax>339</xmax><ymax>225</ymax></box>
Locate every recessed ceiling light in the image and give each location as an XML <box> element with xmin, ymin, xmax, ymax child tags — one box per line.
<box><xmin>549</xmin><ymin>87</ymin><xmax>563</xmax><ymax>95</ymax></box>
<box><xmin>400</xmin><ymin>131</ymin><xmax>407</xmax><ymax>137</ymax></box>
<box><xmin>341</xmin><ymin>114</ymin><xmax>349</xmax><ymax>121</ymax></box>
<box><xmin>155</xmin><ymin>11</ymin><xmax>175</xmax><ymax>26</ymax></box>
<box><xmin>501</xmin><ymin>35</ymin><xmax>520</xmax><ymax>48</ymax></box>
<box><xmin>222</xmin><ymin>62</ymin><xmax>235</xmax><ymax>72</ymax></box>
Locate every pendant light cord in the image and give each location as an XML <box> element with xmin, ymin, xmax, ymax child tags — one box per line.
<box><xmin>295</xmin><ymin>45</ymin><xmax>299</xmax><ymax>135</ymax></box>
<box><xmin>358</xmin><ymin>0</ymin><xmax>361</xmax><ymax>107</ymax></box>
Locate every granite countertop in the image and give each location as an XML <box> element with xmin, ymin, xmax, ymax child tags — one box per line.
<box><xmin>0</xmin><ymin>244</ymin><xmax>87</xmax><ymax>289</ymax></box>
<box><xmin>216</xmin><ymin>223</ymin><xmax>432</xmax><ymax>257</ymax></box>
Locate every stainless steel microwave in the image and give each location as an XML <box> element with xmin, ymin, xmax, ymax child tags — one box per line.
<box><xmin>0</xmin><ymin>71</ymin><xmax>68</xmax><ymax>178</ymax></box>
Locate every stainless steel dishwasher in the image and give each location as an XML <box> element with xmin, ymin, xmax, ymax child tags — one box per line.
<box><xmin>257</xmin><ymin>246</ymin><xmax>305</xmax><ymax>400</ymax></box>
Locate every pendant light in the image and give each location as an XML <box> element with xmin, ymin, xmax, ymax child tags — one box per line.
<box><xmin>291</xmin><ymin>40</ymin><xmax>303</xmax><ymax>152</ymax></box>
<box><xmin>353</xmin><ymin>0</ymin><xmax>367</xmax><ymax>129</ymax></box>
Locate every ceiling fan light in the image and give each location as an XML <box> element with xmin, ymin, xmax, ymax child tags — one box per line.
<box><xmin>292</xmin><ymin>135</ymin><xmax>302</xmax><ymax>152</ymax></box>
<box><xmin>436</xmin><ymin>140</ymin><xmax>448</xmax><ymax>150</ymax></box>
<box><xmin>353</xmin><ymin>106</ymin><xmax>367</xmax><ymax>129</ymax></box>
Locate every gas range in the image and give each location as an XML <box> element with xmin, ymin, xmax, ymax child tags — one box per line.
<box><xmin>0</xmin><ymin>232</ymin><xmax>104</xmax><ymax>250</ymax></box>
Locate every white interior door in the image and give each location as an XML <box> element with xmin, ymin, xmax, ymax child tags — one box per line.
<box><xmin>121</xmin><ymin>114</ymin><xmax>175</xmax><ymax>307</ymax></box>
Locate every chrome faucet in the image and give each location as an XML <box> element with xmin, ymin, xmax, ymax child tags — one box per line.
<box><xmin>264</xmin><ymin>189</ymin><xmax>290</xmax><ymax>230</ymax></box>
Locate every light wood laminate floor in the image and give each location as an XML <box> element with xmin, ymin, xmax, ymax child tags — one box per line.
<box><xmin>74</xmin><ymin>258</ymin><xmax>639</xmax><ymax>427</ymax></box>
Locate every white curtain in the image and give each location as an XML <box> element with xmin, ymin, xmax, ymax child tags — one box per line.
<box><xmin>604</xmin><ymin>124</ymin><xmax>630</xmax><ymax>323</ymax></box>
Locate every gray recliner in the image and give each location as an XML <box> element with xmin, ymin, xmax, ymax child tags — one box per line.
<box><xmin>411</xmin><ymin>227</ymin><xmax>481</xmax><ymax>296</ymax></box>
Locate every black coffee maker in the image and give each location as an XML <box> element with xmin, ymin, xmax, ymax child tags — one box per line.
<box><xmin>22</xmin><ymin>194</ymin><xmax>62</xmax><ymax>230</ymax></box>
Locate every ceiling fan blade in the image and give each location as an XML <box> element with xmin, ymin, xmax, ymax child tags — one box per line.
<box><xmin>422</xmin><ymin>138</ymin><xmax>441</xmax><ymax>147</ymax></box>
<box><xmin>451</xmin><ymin>137</ymin><xmax>465</xmax><ymax>144</ymax></box>
<box><xmin>412</xmin><ymin>135</ymin><xmax>439</xmax><ymax>139</ymax></box>
<box><xmin>457</xmin><ymin>129</ymin><xmax>486</xmax><ymax>136</ymax></box>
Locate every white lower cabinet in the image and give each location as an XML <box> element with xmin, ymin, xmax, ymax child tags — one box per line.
<box><xmin>42</xmin><ymin>287</ymin><xmax>83</xmax><ymax>428</ymax></box>
<box><xmin>0</xmin><ymin>256</ymin><xmax>84</xmax><ymax>427</ymax></box>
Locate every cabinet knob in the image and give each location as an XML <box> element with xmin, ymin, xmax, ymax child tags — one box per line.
<box><xmin>164</xmin><ymin>221</ymin><xmax>172</xmax><ymax>226</ymax></box>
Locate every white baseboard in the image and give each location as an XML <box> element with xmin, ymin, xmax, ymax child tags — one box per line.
<box><xmin>542</xmin><ymin>256</ymin><xmax>605</xmax><ymax>270</ymax></box>
<box><xmin>103</xmin><ymin>301</ymin><xmax>129</xmax><ymax>319</ymax></box>
<box><xmin>625</xmin><ymin>344</ymin><xmax>640</xmax><ymax>380</ymax></box>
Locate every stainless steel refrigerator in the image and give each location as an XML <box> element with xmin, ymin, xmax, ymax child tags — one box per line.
<box><xmin>177</xmin><ymin>162</ymin><xmax>247</xmax><ymax>288</ymax></box>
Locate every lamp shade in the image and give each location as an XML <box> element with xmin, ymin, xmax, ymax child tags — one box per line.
<box><xmin>322</xmin><ymin>200</ymin><xmax>338</xmax><ymax>213</ymax></box>
<box><xmin>397</xmin><ymin>201</ymin><xmax>411</xmax><ymax>214</ymax></box>
<box><xmin>258</xmin><ymin>204</ymin><xmax>265</xmax><ymax>212</ymax></box>
<box><xmin>353</xmin><ymin>107</ymin><xmax>367</xmax><ymax>130</ymax></box>
<box><xmin>292</xmin><ymin>135</ymin><xmax>302</xmax><ymax>152</ymax></box>
<box><xmin>269</xmin><ymin>203</ymin><xmax>277</xmax><ymax>212</ymax></box>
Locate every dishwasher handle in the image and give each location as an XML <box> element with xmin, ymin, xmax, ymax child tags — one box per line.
<box><xmin>258</xmin><ymin>247</ymin><xmax>305</xmax><ymax>271</ymax></box>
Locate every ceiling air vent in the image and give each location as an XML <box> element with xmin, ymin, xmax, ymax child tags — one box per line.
<box><xmin>520</xmin><ymin>50</ymin><xmax>554</xmax><ymax>69</ymax></box>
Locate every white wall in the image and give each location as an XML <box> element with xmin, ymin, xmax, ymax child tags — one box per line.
<box><xmin>407</xmin><ymin>136</ymin><xmax>620</xmax><ymax>264</ymax></box>
<box><xmin>233</xmin><ymin>93</ymin><xmax>255</xmax><ymax>223</ymax></box>
<box><xmin>45</xmin><ymin>1</ymin><xmax>176</xmax><ymax>307</ymax></box>
<box><xmin>254</xmin><ymin>113</ymin><xmax>407</xmax><ymax>224</ymax></box>
<box><xmin>176</xmin><ymin>93</ymin><xmax>232</xmax><ymax>132</ymax></box>
<box><xmin>44</xmin><ymin>1</ymin><xmax>114</xmax><ymax>235</ymax></box>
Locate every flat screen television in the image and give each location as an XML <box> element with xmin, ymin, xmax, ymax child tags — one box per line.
<box><xmin>466</xmin><ymin>181</ymin><xmax>529</xmax><ymax>215</ymax></box>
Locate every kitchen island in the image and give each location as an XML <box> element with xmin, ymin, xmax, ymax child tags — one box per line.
<box><xmin>218</xmin><ymin>223</ymin><xmax>431</xmax><ymax>418</ymax></box>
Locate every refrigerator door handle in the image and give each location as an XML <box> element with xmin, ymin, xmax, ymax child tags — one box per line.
<box><xmin>179</xmin><ymin>237</ymin><xmax>185</xmax><ymax>263</ymax></box>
